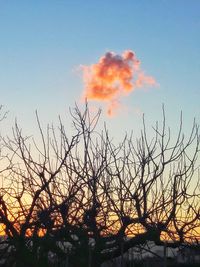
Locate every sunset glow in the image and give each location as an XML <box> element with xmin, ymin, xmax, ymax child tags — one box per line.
<box><xmin>0</xmin><ymin>1</ymin><xmax>199</xmax><ymax>266</ymax></box>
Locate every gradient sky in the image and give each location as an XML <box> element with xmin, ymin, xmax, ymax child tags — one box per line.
<box><xmin>0</xmin><ymin>0</ymin><xmax>199</xmax><ymax>140</ymax></box>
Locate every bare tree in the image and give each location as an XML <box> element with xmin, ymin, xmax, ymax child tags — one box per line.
<box><xmin>0</xmin><ymin>104</ymin><xmax>199</xmax><ymax>267</ymax></box>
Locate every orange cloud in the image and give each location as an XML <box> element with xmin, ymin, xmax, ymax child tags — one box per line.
<box><xmin>82</xmin><ymin>50</ymin><xmax>156</xmax><ymax>116</ymax></box>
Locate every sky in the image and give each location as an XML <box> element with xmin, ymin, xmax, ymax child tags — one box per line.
<box><xmin>0</xmin><ymin>0</ymin><xmax>200</xmax><ymax>140</ymax></box>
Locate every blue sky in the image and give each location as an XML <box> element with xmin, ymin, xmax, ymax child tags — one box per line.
<box><xmin>0</xmin><ymin>0</ymin><xmax>199</xmax><ymax>139</ymax></box>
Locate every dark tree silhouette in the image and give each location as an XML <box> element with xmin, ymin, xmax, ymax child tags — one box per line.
<box><xmin>0</xmin><ymin>105</ymin><xmax>199</xmax><ymax>267</ymax></box>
